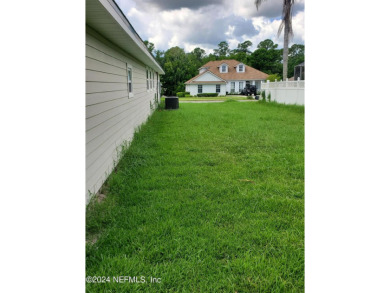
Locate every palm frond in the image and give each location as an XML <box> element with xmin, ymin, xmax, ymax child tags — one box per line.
<box><xmin>255</xmin><ymin>0</ymin><xmax>267</xmax><ymax>10</ymax></box>
<box><xmin>277</xmin><ymin>0</ymin><xmax>294</xmax><ymax>38</ymax></box>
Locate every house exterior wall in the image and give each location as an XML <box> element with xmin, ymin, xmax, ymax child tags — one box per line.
<box><xmin>194</xmin><ymin>72</ymin><xmax>222</xmax><ymax>82</ymax></box>
<box><xmin>226</xmin><ymin>80</ymin><xmax>264</xmax><ymax>93</ymax></box>
<box><xmin>86</xmin><ymin>28</ymin><xmax>159</xmax><ymax>203</ymax></box>
<box><xmin>185</xmin><ymin>84</ymin><xmax>226</xmax><ymax>96</ymax></box>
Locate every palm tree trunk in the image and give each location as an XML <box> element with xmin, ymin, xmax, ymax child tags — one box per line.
<box><xmin>282</xmin><ymin>20</ymin><xmax>289</xmax><ymax>81</ymax></box>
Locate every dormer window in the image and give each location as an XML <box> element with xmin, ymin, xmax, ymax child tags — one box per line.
<box><xmin>221</xmin><ymin>64</ymin><xmax>227</xmax><ymax>73</ymax></box>
<box><xmin>238</xmin><ymin>64</ymin><xmax>244</xmax><ymax>72</ymax></box>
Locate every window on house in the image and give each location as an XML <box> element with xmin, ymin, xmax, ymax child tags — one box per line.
<box><xmin>153</xmin><ymin>72</ymin><xmax>155</xmax><ymax>89</ymax></box>
<box><xmin>221</xmin><ymin>65</ymin><xmax>227</xmax><ymax>73</ymax></box>
<box><xmin>198</xmin><ymin>85</ymin><xmax>203</xmax><ymax>93</ymax></box>
<box><xmin>238</xmin><ymin>64</ymin><xmax>244</xmax><ymax>72</ymax></box>
<box><xmin>216</xmin><ymin>84</ymin><xmax>220</xmax><ymax>93</ymax></box>
<box><xmin>146</xmin><ymin>69</ymin><xmax>149</xmax><ymax>90</ymax></box>
<box><xmin>150</xmin><ymin>71</ymin><xmax>152</xmax><ymax>89</ymax></box>
<box><xmin>239</xmin><ymin>82</ymin><xmax>243</xmax><ymax>91</ymax></box>
<box><xmin>127</xmin><ymin>67</ymin><xmax>132</xmax><ymax>94</ymax></box>
<box><xmin>230</xmin><ymin>82</ymin><xmax>235</xmax><ymax>93</ymax></box>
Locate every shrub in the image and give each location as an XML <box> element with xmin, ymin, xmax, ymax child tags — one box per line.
<box><xmin>261</xmin><ymin>91</ymin><xmax>266</xmax><ymax>101</ymax></box>
<box><xmin>176</xmin><ymin>92</ymin><xmax>190</xmax><ymax>97</ymax></box>
<box><xmin>176</xmin><ymin>92</ymin><xmax>185</xmax><ymax>97</ymax></box>
<box><xmin>197</xmin><ymin>93</ymin><xmax>219</xmax><ymax>97</ymax></box>
<box><xmin>267</xmin><ymin>92</ymin><xmax>271</xmax><ymax>102</ymax></box>
<box><xmin>266</xmin><ymin>74</ymin><xmax>281</xmax><ymax>82</ymax></box>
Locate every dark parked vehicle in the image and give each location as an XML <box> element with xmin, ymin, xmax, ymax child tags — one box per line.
<box><xmin>240</xmin><ymin>85</ymin><xmax>257</xmax><ymax>96</ymax></box>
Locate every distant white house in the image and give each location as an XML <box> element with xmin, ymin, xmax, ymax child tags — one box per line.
<box><xmin>86</xmin><ymin>0</ymin><xmax>164</xmax><ymax>203</ymax></box>
<box><xmin>185</xmin><ymin>60</ymin><xmax>268</xmax><ymax>96</ymax></box>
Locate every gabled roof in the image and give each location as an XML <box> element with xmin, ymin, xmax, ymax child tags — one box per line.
<box><xmin>186</xmin><ymin>60</ymin><xmax>268</xmax><ymax>83</ymax></box>
<box><xmin>185</xmin><ymin>70</ymin><xmax>226</xmax><ymax>84</ymax></box>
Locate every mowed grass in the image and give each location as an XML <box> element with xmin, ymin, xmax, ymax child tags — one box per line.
<box><xmin>86</xmin><ymin>101</ymin><xmax>304</xmax><ymax>292</ymax></box>
<box><xmin>176</xmin><ymin>96</ymin><xmax>246</xmax><ymax>101</ymax></box>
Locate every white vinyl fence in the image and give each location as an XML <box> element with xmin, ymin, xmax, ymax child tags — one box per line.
<box><xmin>262</xmin><ymin>80</ymin><xmax>305</xmax><ymax>105</ymax></box>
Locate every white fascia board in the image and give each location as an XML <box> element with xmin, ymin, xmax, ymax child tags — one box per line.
<box><xmin>94</xmin><ymin>0</ymin><xmax>164</xmax><ymax>74</ymax></box>
<box><xmin>193</xmin><ymin>70</ymin><xmax>227</xmax><ymax>82</ymax></box>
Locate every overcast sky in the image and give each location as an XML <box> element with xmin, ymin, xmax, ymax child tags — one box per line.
<box><xmin>115</xmin><ymin>0</ymin><xmax>304</xmax><ymax>54</ymax></box>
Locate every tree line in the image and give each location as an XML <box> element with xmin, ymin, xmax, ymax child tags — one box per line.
<box><xmin>144</xmin><ymin>40</ymin><xmax>304</xmax><ymax>96</ymax></box>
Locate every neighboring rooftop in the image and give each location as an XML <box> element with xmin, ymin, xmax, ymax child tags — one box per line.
<box><xmin>186</xmin><ymin>60</ymin><xmax>268</xmax><ymax>84</ymax></box>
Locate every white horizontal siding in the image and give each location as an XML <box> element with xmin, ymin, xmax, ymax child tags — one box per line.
<box><xmin>85</xmin><ymin>27</ymin><xmax>159</xmax><ymax>203</ymax></box>
<box><xmin>185</xmin><ymin>84</ymin><xmax>226</xmax><ymax>96</ymax></box>
<box><xmin>194</xmin><ymin>72</ymin><xmax>223</xmax><ymax>82</ymax></box>
<box><xmin>86</xmin><ymin>70</ymin><xmax>127</xmax><ymax>83</ymax></box>
<box><xmin>186</xmin><ymin>85</ymin><xmax>197</xmax><ymax>96</ymax></box>
<box><xmin>86</xmin><ymin>82</ymin><xmax>128</xmax><ymax>94</ymax></box>
<box><xmin>86</xmin><ymin>57</ymin><xmax>127</xmax><ymax>76</ymax></box>
<box><xmin>86</xmin><ymin>90</ymin><xmax>128</xmax><ymax>106</ymax></box>
<box><xmin>220</xmin><ymin>84</ymin><xmax>226</xmax><ymax>96</ymax></box>
<box><xmin>202</xmin><ymin>84</ymin><xmax>217</xmax><ymax>94</ymax></box>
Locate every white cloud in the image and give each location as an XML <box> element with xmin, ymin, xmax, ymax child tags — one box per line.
<box><xmin>118</xmin><ymin>0</ymin><xmax>304</xmax><ymax>53</ymax></box>
<box><xmin>225</xmin><ymin>25</ymin><xmax>235</xmax><ymax>37</ymax></box>
<box><xmin>250</xmin><ymin>10</ymin><xmax>305</xmax><ymax>50</ymax></box>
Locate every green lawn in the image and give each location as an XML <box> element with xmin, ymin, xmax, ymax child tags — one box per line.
<box><xmin>174</xmin><ymin>95</ymin><xmax>248</xmax><ymax>101</ymax></box>
<box><xmin>86</xmin><ymin>101</ymin><xmax>304</xmax><ymax>292</ymax></box>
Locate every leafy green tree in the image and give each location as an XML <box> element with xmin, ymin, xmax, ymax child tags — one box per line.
<box><xmin>250</xmin><ymin>39</ymin><xmax>282</xmax><ymax>75</ymax></box>
<box><xmin>159</xmin><ymin>46</ymin><xmax>200</xmax><ymax>95</ymax></box>
<box><xmin>186</xmin><ymin>52</ymin><xmax>203</xmax><ymax>81</ymax></box>
<box><xmin>154</xmin><ymin>50</ymin><xmax>165</xmax><ymax>66</ymax></box>
<box><xmin>288</xmin><ymin>44</ymin><xmax>304</xmax><ymax>77</ymax></box>
<box><xmin>266</xmin><ymin>74</ymin><xmax>281</xmax><ymax>82</ymax></box>
<box><xmin>202</xmin><ymin>53</ymin><xmax>218</xmax><ymax>64</ymax></box>
<box><xmin>229</xmin><ymin>40</ymin><xmax>253</xmax><ymax>64</ymax></box>
<box><xmin>237</xmin><ymin>40</ymin><xmax>253</xmax><ymax>54</ymax></box>
<box><xmin>213</xmin><ymin>41</ymin><xmax>230</xmax><ymax>59</ymax></box>
<box><xmin>257</xmin><ymin>39</ymin><xmax>278</xmax><ymax>50</ymax></box>
<box><xmin>143</xmin><ymin>40</ymin><xmax>155</xmax><ymax>55</ymax></box>
<box><xmin>230</xmin><ymin>51</ymin><xmax>250</xmax><ymax>64</ymax></box>
<box><xmin>289</xmin><ymin>43</ymin><xmax>304</xmax><ymax>58</ymax></box>
<box><xmin>255</xmin><ymin>0</ymin><xmax>296</xmax><ymax>80</ymax></box>
<box><xmin>191</xmin><ymin>47</ymin><xmax>206</xmax><ymax>61</ymax></box>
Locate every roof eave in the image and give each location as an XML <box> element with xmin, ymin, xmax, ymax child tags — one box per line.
<box><xmin>86</xmin><ymin>0</ymin><xmax>164</xmax><ymax>74</ymax></box>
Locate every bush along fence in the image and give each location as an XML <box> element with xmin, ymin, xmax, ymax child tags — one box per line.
<box><xmin>176</xmin><ymin>92</ymin><xmax>190</xmax><ymax>97</ymax></box>
<box><xmin>261</xmin><ymin>79</ymin><xmax>304</xmax><ymax>105</ymax></box>
<box><xmin>197</xmin><ymin>93</ymin><xmax>219</xmax><ymax>97</ymax></box>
